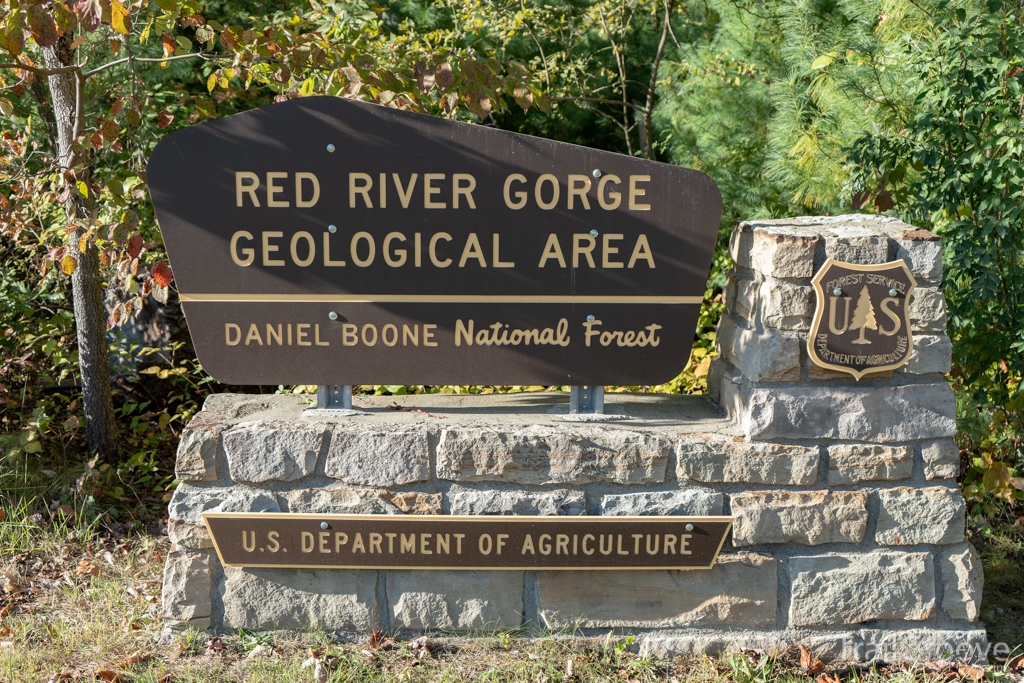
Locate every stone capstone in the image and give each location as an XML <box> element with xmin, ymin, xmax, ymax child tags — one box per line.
<box><xmin>822</xmin><ymin>226</ymin><xmax>890</xmax><ymax>265</ymax></box>
<box><xmin>747</xmin><ymin>225</ymin><xmax>820</xmax><ymax>278</ymax></box>
<box><xmin>324</xmin><ymin>427</ymin><xmax>430</xmax><ymax>486</ymax></box>
<box><xmin>223</xmin><ymin>421</ymin><xmax>324</xmax><ymax>483</ymax></box>
<box><xmin>599</xmin><ymin>490</ymin><xmax>723</xmax><ymax>516</ymax></box>
<box><xmin>730</xmin><ymin>491</ymin><xmax>868</xmax><ymax>546</ymax></box>
<box><xmin>162</xmin><ymin>549</ymin><xmax>212</xmax><ymax>630</ymax></box>
<box><xmin>939</xmin><ymin>544</ymin><xmax>983</xmax><ymax>621</ymax></box>
<box><xmin>219</xmin><ymin>566</ymin><xmax>379</xmax><ymax>631</ymax></box>
<box><xmin>875</xmin><ymin>487</ymin><xmax>965</xmax><ymax>546</ymax></box>
<box><xmin>893</xmin><ymin>229</ymin><xmax>943</xmax><ymax>284</ymax></box>
<box><xmin>922</xmin><ymin>439</ymin><xmax>960</xmax><ymax>481</ymax></box>
<box><xmin>742</xmin><ymin>383</ymin><xmax>957</xmax><ymax>442</ymax></box>
<box><xmin>827</xmin><ymin>445</ymin><xmax>913</xmax><ymax>485</ymax></box>
<box><xmin>538</xmin><ymin>553</ymin><xmax>776</xmax><ymax>628</ymax></box>
<box><xmin>435</xmin><ymin>426</ymin><xmax>668</xmax><ymax>485</ymax></box>
<box><xmin>788</xmin><ymin>552</ymin><xmax>936</xmax><ymax>626</ymax></box>
<box><xmin>677</xmin><ymin>437</ymin><xmax>819</xmax><ymax>486</ymax></box>
<box><xmin>446</xmin><ymin>489</ymin><xmax>585</xmax><ymax>516</ymax></box>
<box><xmin>386</xmin><ymin>570</ymin><xmax>524</xmax><ymax>631</ymax></box>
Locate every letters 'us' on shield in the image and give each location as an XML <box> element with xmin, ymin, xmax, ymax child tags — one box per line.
<box><xmin>146</xmin><ymin>97</ymin><xmax>722</xmax><ymax>386</ymax></box>
<box><xmin>809</xmin><ymin>259</ymin><xmax>917</xmax><ymax>380</ymax></box>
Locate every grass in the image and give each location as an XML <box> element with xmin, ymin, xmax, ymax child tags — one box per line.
<box><xmin>1</xmin><ymin>487</ymin><xmax>1023</xmax><ymax>682</ymax></box>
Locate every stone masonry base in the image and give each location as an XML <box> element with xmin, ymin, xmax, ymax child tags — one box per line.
<box><xmin>163</xmin><ymin>216</ymin><xmax>985</xmax><ymax>662</ymax></box>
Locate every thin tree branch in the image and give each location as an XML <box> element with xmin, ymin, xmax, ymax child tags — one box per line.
<box><xmin>552</xmin><ymin>96</ymin><xmax>646</xmax><ymax>111</ymax></box>
<box><xmin>83</xmin><ymin>52</ymin><xmax>215</xmax><ymax>78</ymax></box>
<box><xmin>644</xmin><ymin>0</ymin><xmax>676</xmax><ymax>159</ymax></box>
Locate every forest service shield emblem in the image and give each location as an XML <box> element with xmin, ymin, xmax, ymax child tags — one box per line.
<box><xmin>808</xmin><ymin>259</ymin><xmax>918</xmax><ymax>380</ymax></box>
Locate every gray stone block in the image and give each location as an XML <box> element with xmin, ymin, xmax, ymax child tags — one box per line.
<box><xmin>729</xmin><ymin>222</ymin><xmax>754</xmax><ymax>269</ymax></box>
<box><xmin>639</xmin><ymin>632</ymin><xmax>859</xmax><ymax>662</ymax></box>
<box><xmin>733</xmin><ymin>278</ymin><xmax>759</xmax><ymax>324</ymax></box>
<box><xmin>789</xmin><ymin>552</ymin><xmax>936</xmax><ymax>626</ymax></box>
<box><xmin>893</xmin><ymin>229</ymin><xmax>943</xmax><ymax>284</ymax></box>
<box><xmin>868</xmin><ymin>629</ymin><xmax>988</xmax><ymax>664</ymax></box>
<box><xmin>278</xmin><ymin>486</ymin><xmax>400</xmax><ymax>515</ymax></box>
<box><xmin>168</xmin><ymin>519</ymin><xmax>213</xmax><ymax>550</ymax></box>
<box><xmin>168</xmin><ymin>484</ymin><xmax>279</xmax><ymax>526</ymax></box>
<box><xmin>902</xmin><ymin>334</ymin><xmax>952</xmax><ymax>375</ymax></box>
<box><xmin>748</xmin><ymin>225</ymin><xmax>820</xmax><ymax>278</ymax></box>
<box><xmin>162</xmin><ymin>548</ymin><xmax>212</xmax><ymax>629</ymax></box>
<box><xmin>219</xmin><ymin>566</ymin><xmax>379</xmax><ymax>631</ymax></box>
<box><xmin>909</xmin><ymin>287</ymin><xmax>947</xmax><ymax>333</ymax></box>
<box><xmin>827</xmin><ymin>445</ymin><xmax>913</xmax><ymax>485</ymax></box>
<box><xmin>743</xmin><ymin>383</ymin><xmax>957</xmax><ymax>442</ymax></box>
<box><xmin>823</xmin><ymin>226</ymin><xmax>890</xmax><ymax>265</ymax></box>
<box><xmin>939</xmin><ymin>544</ymin><xmax>983</xmax><ymax>621</ymax></box>
<box><xmin>387</xmin><ymin>570</ymin><xmax>524</xmax><ymax>631</ymax></box>
<box><xmin>677</xmin><ymin>437</ymin><xmax>819</xmax><ymax>486</ymax></box>
<box><xmin>324</xmin><ymin>427</ymin><xmax>430</xmax><ymax>486</ymax></box>
<box><xmin>600</xmin><ymin>490</ymin><xmax>723</xmax><ymax>516</ymax></box>
<box><xmin>730</xmin><ymin>491</ymin><xmax>868</xmax><ymax>546</ymax></box>
<box><xmin>717</xmin><ymin>315</ymin><xmax>801</xmax><ymax>382</ymax></box>
<box><xmin>922</xmin><ymin>438</ymin><xmax>960</xmax><ymax>480</ymax></box>
<box><xmin>436</xmin><ymin>426</ymin><xmax>668</xmax><ymax>485</ymax></box>
<box><xmin>875</xmin><ymin>487</ymin><xmax>965</xmax><ymax>546</ymax></box>
<box><xmin>447</xmin><ymin>489</ymin><xmax>585</xmax><ymax>515</ymax></box>
<box><xmin>223</xmin><ymin>421</ymin><xmax>325</xmax><ymax>483</ymax></box>
<box><xmin>539</xmin><ymin>553</ymin><xmax>777</xmax><ymax>628</ymax></box>
<box><xmin>758</xmin><ymin>278</ymin><xmax>815</xmax><ymax>330</ymax></box>
<box><xmin>175</xmin><ymin>410</ymin><xmax>228</xmax><ymax>483</ymax></box>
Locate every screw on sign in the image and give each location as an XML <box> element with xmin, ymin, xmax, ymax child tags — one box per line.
<box><xmin>147</xmin><ymin>97</ymin><xmax>722</xmax><ymax>386</ymax></box>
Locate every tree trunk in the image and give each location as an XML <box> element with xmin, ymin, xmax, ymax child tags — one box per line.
<box><xmin>43</xmin><ymin>36</ymin><xmax>119</xmax><ymax>455</ymax></box>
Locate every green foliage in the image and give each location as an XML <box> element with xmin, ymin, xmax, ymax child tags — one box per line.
<box><xmin>845</xmin><ymin>0</ymin><xmax>1024</xmax><ymax>507</ymax></box>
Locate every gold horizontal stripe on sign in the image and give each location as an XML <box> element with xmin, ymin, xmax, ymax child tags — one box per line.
<box><xmin>179</xmin><ymin>293</ymin><xmax>704</xmax><ymax>304</ymax></box>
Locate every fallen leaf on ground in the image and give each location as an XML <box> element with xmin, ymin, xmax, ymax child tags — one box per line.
<box><xmin>816</xmin><ymin>674</ymin><xmax>841</xmax><ymax>683</ymax></box>
<box><xmin>205</xmin><ymin>636</ymin><xmax>224</xmax><ymax>655</ymax></box>
<box><xmin>118</xmin><ymin>651</ymin><xmax>151</xmax><ymax>668</ymax></box>
<box><xmin>409</xmin><ymin>635</ymin><xmax>431</xmax><ymax>658</ymax></box>
<box><xmin>0</xmin><ymin>626</ymin><xmax>10</xmax><ymax>638</ymax></box>
<box><xmin>956</xmin><ymin>663</ymin><xmax>985</xmax><ymax>680</ymax></box>
<box><xmin>158</xmin><ymin>674</ymin><xmax>174</xmax><ymax>683</ymax></box>
<box><xmin>75</xmin><ymin>559</ymin><xmax>100</xmax><ymax>577</ymax></box>
<box><xmin>94</xmin><ymin>670</ymin><xmax>125</xmax><ymax>682</ymax></box>
<box><xmin>0</xmin><ymin>604</ymin><xmax>13</xmax><ymax>618</ymax></box>
<box><xmin>799</xmin><ymin>645</ymin><xmax>825</xmax><ymax>675</ymax></box>
<box><xmin>2</xmin><ymin>574</ymin><xmax>20</xmax><ymax>594</ymax></box>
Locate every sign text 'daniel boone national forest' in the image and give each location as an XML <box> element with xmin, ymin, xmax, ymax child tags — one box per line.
<box><xmin>148</xmin><ymin>97</ymin><xmax>722</xmax><ymax>385</ymax></box>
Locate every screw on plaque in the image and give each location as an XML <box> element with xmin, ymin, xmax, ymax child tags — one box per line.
<box><xmin>320</xmin><ymin>521</ymin><xmax>329</xmax><ymax>529</ymax></box>
<box><xmin>592</xmin><ymin>169</ymin><xmax>602</xmax><ymax>178</ymax></box>
<box><xmin>328</xmin><ymin>224</ymin><xmax>337</xmax><ymax>233</ymax></box>
<box><xmin>685</xmin><ymin>523</ymin><xmax>694</xmax><ymax>532</ymax></box>
<box><xmin>833</xmin><ymin>288</ymin><xmax>842</xmax><ymax>296</ymax></box>
<box><xmin>586</xmin><ymin>315</ymin><xmax>595</xmax><ymax>322</ymax></box>
<box><xmin>889</xmin><ymin>288</ymin><xmax>898</xmax><ymax>297</ymax></box>
<box><xmin>329</xmin><ymin>311</ymin><xmax>338</xmax><ymax>320</ymax></box>
<box><xmin>326</xmin><ymin>144</ymin><xmax>336</xmax><ymax>152</ymax></box>
<box><xmin>589</xmin><ymin>229</ymin><xmax>598</xmax><ymax>237</ymax></box>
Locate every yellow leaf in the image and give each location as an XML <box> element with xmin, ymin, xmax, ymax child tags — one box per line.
<box><xmin>60</xmin><ymin>254</ymin><xmax>77</xmax><ymax>275</ymax></box>
<box><xmin>111</xmin><ymin>0</ymin><xmax>132</xmax><ymax>36</ymax></box>
<box><xmin>207</xmin><ymin>73</ymin><xmax>218</xmax><ymax>93</ymax></box>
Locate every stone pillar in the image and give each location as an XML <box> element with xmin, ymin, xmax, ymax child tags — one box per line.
<box><xmin>682</xmin><ymin>214</ymin><xmax>984</xmax><ymax>662</ymax></box>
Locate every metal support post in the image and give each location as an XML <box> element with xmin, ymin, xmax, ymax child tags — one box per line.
<box><xmin>317</xmin><ymin>385</ymin><xmax>352</xmax><ymax>409</ymax></box>
<box><xmin>569</xmin><ymin>386</ymin><xmax>604</xmax><ymax>414</ymax></box>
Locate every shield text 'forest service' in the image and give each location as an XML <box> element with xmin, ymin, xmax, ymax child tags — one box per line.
<box><xmin>808</xmin><ymin>259</ymin><xmax>917</xmax><ymax>379</ymax></box>
<box><xmin>147</xmin><ymin>97</ymin><xmax>722</xmax><ymax>386</ymax></box>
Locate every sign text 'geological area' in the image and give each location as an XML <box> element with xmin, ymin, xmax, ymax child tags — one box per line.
<box><xmin>148</xmin><ymin>97</ymin><xmax>722</xmax><ymax>384</ymax></box>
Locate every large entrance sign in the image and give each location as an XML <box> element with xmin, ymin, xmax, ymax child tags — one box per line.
<box><xmin>148</xmin><ymin>97</ymin><xmax>722</xmax><ymax>385</ymax></box>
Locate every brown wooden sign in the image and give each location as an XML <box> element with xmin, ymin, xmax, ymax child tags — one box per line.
<box><xmin>203</xmin><ymin>513</ymin><xmax>732</xmax><ymax>570</ymax></box>
<box><xmin>809</xmin><ymin>259</ymin><xmax>917</xmax><ymax>379</ymax></box>
<box><xmin>148</xmin><ymin>97</ymin><xmax>722</xmax><ymax>385</ymax></box>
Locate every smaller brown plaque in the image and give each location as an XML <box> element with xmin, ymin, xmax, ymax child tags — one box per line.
<box><xmin>809</xmin><ymin>258</ymin><xmax>918</xmax><ymax>379</ymax></box>
<box><xmin>203</xmin><ymin>513</ymin><xmax>733</xmax><ymax>570</ymax></box>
